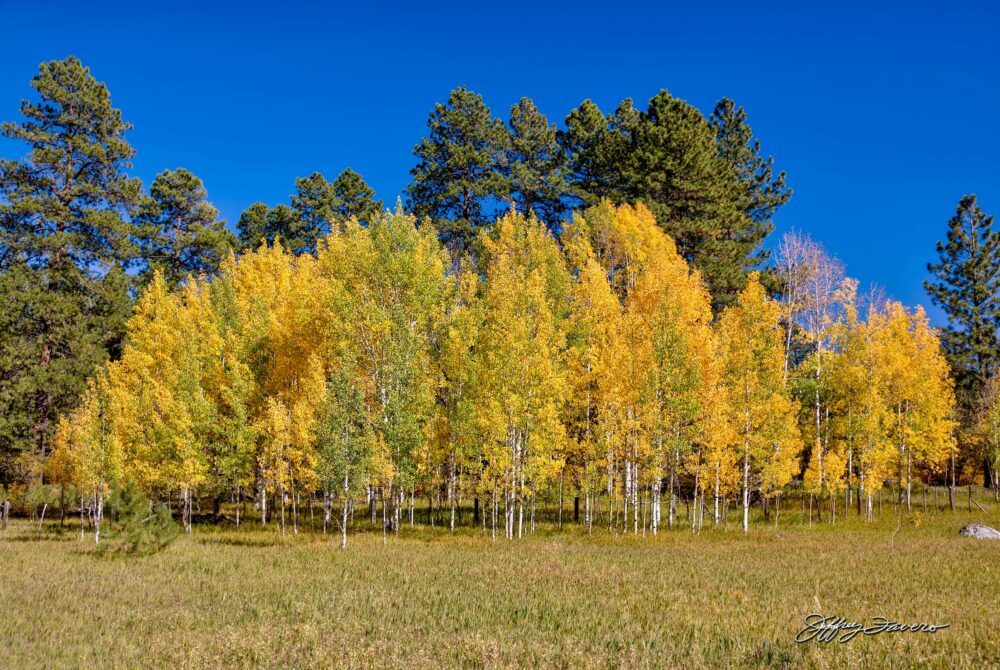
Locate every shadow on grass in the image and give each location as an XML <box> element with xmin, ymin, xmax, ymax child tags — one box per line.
<box><xmin>1</xmin><ymin>527</ymin><xmax>80</xmax><ymax>543</ymax></box>
<box><xmin>194</xmin><ymin>534</ymin><xmax>285</xmax><ymax>548</ymax></box>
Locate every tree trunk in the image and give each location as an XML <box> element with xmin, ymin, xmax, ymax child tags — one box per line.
<box><xmin>949</xmin><ymin>446</ymin><xmax>956</xmax><ymax>511</ymax></box>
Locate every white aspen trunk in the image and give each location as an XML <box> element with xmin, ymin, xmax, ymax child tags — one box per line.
<box><xmin>623</xmin><ymin>459</ymin><xmax>631</xmax><ymax>533</ymax></box>
<box><xmin>742</xmin><ymin>378</ymin><xmax>751</xmax><ymax>534</ymax></box>
<box><xmin>651</xmin><ymin>480</ymin><xmax>660</xmax><ymax>535</ymax></box>
<box><xmin>558</xmin><ymin>472</ymin><xmax>563</xmax><ymax>530</ymax></box>
<box><xmin>668</xmin><ymin>451</ymin><xmax>677</xmax><ymax>530</ymax></box>
<box><xmin>341</xmin><ymin>498</ymin><xmax>348</xmax><ymax>549</ymax></box>
<box><xmin>322</xmin><ymin>493</ymin><xmax>331</xmax><ymax>534</ymax></box>
<box><xmin>906</xmin><ymin>451</ymin><xmax>912</xmax><ymax>513</ymax></box>
<box><xmin>261</xmin><ymin>484</ymin><xmax>268</xmax><ymax>526</ymax></box>
<box><xmin>94</xmin><ymin>490</ymin><xmax>104</xmax><ymax>545</ymax></box>
<box><xmin>742</xmin><ymin>444</ymin><xmax>750</xmax><ymax>534</ymax></box>
<box><xmin>530</xmin><ymin>489</ymin><xmax>535</xmax><ymax>534</ymax></box>
<box><xmin>607</xmin><ymin>444</ymin><xmax>614</xmax><ymax>532</ymax></box>
<box><xmin>280</xmin><ymin>488</ymin><xmax>286</xmax><ymax>536</ymax></box>
<box><xmin>341</xmin><ymin>465</ymin><xmax>350</xmax><ymax>549</ymax></box>
<box><xmin>449</xmin><ymin>451</ymin><xmax>456</xmax><ymax>533</ymax></box>
<box><xmin>847</xmin><ymin>446</ymin><xmax>853</xmax><ymax>509</ymax></box>
<box><xmin>714</xmin><ymin>466</ymin><xmax>721</xmax><ymax>525</ymax></box>
<box><xmin>641</xmin><ymin>488</ymin><xmax>647</xmax><ymax>538</ymax></box>
<box><xmin>632</xmin><ymin>453</ymin><xmax>639</xmax><ymax>536</ymax></box>
<box><xmin>692</xmin><ymin>470</ymin><xmax>701</xmax><ymax>534</ymax></box>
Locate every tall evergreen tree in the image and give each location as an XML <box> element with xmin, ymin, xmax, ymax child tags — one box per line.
<box><xmin>709</xmin><ymin>98</ymin><xmax>792</xmax><ymax>271</ymax></box>
<box><xmin>925</xmin><ymin>194</ymin><xmax>1000</xmax><ymax>399</ymax></box>
<box><xmin>136</xmin><ymin>168</ymin><xmax>235</xmax><ymax>286</ymax></box>
<box><xmin>559</xmin><ymin>99</ymin><xmax>629</xmax><ymax>207</ymax></box>
<box><xmin>407</xmin><ymin>87</ymin><xmax>510</xmax><ymax>256</ymax></box>
<box><xmin>506</xmin><ymin>98</ymin><xmax>569</xmax><ymax>231</ymax></box>
<box><xmin>237</xmin><ymin>202</ymin><xmax>307</xmax><ymax>253</ymax></box>
<box><xmin>562</xmin><ymin>90</ymin><xmax>763</xmax><ymax>309</ymax></box>
<box><xmin>331</xmin><ymin>168</ymin><xmax>382</xmax><ymax>225</ymax></box>
<box><xmin>240</xmin><ymin>169</ymin><xmax>383</xmax><ymax>255</ymax></box>
<box><xmin>0</xmin><ymin>57</ymin><xmax>140</xmax><ymax>476</ymax></box>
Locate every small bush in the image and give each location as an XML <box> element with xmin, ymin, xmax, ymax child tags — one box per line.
<box><xmin>99</xmin><ymin>481</ymin><xmax>179</xmax><ymax>556</ymax></box>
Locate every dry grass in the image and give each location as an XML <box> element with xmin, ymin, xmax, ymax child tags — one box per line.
<box><xmin>2</xmin><ymin>492</ymin><xmax>999</xmax><ymax>669</ymax></box>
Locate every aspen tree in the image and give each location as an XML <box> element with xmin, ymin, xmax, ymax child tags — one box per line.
<box><xmin>718</xmin><ymin>274</ymin><xmax>802</xmax><ymax>532</ymax></box>
<box><xmin>829</xmin><ymin>299</ymin><xmax>894</xmax><ymax>521</ymax></box>
<box><xmin>877</xmin><ymin>302</ymin><xmax>956</xmax><ymax>510</ymax></box>
<box><xmin>476</xmin><ymin>211</ymin><xmax>569</xmax><ymax>539</ymax></box>
<box><xmin>319</xmin><ymin>210</ymin><xmax>448</xmax><ymax>536</ymax></box>
<box><xmin>50</xmin><ymin>371</ymin><xmax>121</xmax><ymax>543</ymax></box>
<box><xmin>429</xmin><ymin>262</ymin><xmax>481</xmax><ymax>532</ymax></box>
<box><xmin>562</xmin><ymin>214</ymin><xmax>621</xmax><ymax>532</ymax></box>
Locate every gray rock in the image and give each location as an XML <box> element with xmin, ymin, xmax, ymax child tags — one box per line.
<box><xmin>959</xmin><ymin>524</ymin><xmax>1000</xmax><ymax>540</ymax></box>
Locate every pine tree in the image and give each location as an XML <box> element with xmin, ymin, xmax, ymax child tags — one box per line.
<box><xmin>562</xmin><ymin>91</ymin><xmax>771</xmax><ymax>310</ymax></box>
<box><xmin>0</xmin><ymin>57</ymin><xmax>141</xmax><ymax>477</ymax></box>
<box><xmin>709</xmin><ymin>98</ymin><xmax>791</xmax><ymax>271</ymax></box>
<box><xmin>559</xmin><ymin>99</ymin><xmax>622</xmax><ymax>207</ymax></box>
<box><xmin>290</xmin><ymin>172</ymin><xmax>338</xmax><ymax>253</ymax></box>
<box><xmin>407</xmin><ymin>87</ymin><xmax>510</xmax><ymax>257</ymax></box>
<box><xmin>925</xmin><ymin>195</ymin><xmax>1000</xmax><ymax>488</ymax></box>
<box><xmin>136</xmin><ymin>168</ymin><xmax>235</xmax><ymax>286</ymax></box>
<box><xmin>925</xmin><ymin>195</ymin><xmax>1000</xmax><ymax>399</ymax></box>
<box><xmin>331</xmin><ymin>168</ymin><xmax>382</xmax><ymax>225</ymax></box>
<box><xmin>506</xmin><ymin>98</ymin><xmax>569</xmax><ymax>231</ymax></box>
<box><xmin>237</xmin><ymin>202</ymin><xmax>307</xmax><ymax>253</ymax></box>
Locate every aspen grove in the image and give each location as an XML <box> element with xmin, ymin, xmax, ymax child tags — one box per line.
<box><xmin>44</xmin><ymin>202</ymin><xmax>958</xmax><ymax>545</ymax></box>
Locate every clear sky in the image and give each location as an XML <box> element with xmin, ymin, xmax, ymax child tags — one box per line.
<box><xmin>1</xmin><ymin>0</ymin><xmax>997</xmax><ymax>322</ymax></box>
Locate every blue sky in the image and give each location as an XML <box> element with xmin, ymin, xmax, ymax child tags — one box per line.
<box><xmin>1</xmin><ymin>0</ymin><xmax>997</xmax><ymax>323</ymax></box>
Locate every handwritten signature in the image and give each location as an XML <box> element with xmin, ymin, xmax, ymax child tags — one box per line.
<box><xmin>795</xmin><ymin>613</ymin><xmax>950</xmax><ymax>644</ymax></box>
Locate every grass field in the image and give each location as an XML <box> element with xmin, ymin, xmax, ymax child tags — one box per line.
<box><xmin>2</xmin><ymin>491</ymin><xmax>999</xmax><ymax>669</ymax></box>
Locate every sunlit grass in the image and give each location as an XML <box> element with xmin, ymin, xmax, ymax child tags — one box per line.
<box><xmin>2</xmin><ymin>489</ymin><xmax>998</xmax><ymax>668</ymax></box>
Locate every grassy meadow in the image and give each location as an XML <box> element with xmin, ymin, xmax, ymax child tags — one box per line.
<box><xmin>2</xmin><ymin>490</ymin><xmax>999</xmax><ymax>669</ymax></box>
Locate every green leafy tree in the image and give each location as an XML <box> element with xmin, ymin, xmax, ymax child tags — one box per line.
<box><xmin>0</xmin><ymin>57</ymin><xmax>140</xmax><ymax>477</ymax></box>
<box><xmin>506</xmin><ymin>98</ymin><xmax>569</xmax><ymax>231</ymax></box>
<box><xmin>136</xmin><ymin>168</ymin><xmax>235</xmax><ymax>286</ymax></box>
<box><xmin>407</xmin><ymin>87</ymin><xmax>510</xmax><ymax>256</ymax></box>
<box><xmin>316</xmin><ymin>367</ymin><xmax>372</xmax><ymax>548</ymax></box>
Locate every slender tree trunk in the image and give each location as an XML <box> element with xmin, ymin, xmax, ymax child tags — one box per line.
<box><xmin>949</xmin><ymin>445</ymin><xmax>956</xmax><ymax>511</ymax></box>
<box><xmin>742</xmin><ymin>380</ymin><xmax>751</xmax><ymax>534</ymax></box>
<box><xmin>558</xmin><ymin>472</ymin><xmax>563</xmax><ymax>530</ymax></box>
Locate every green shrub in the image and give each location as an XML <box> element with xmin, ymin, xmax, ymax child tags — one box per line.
<box><xmin>99</xmin><ymin>481</ymin><xmax>179</xmax><ymax>555</ymax></box>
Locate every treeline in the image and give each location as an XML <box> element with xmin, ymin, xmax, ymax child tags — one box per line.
<box><xmin>1</xmin><ymin>57</ymin><xmax>998</xmax><ymax>543</ymax></box>
<box><xmin>46</xmin><ymin>203</ymin><xmax>956</xmax><ymax>546</ymax></box>
<box><xmin>0</xmin><ymin>59</ymin><xmax>787</xmax><ymax>486</ymax></box>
